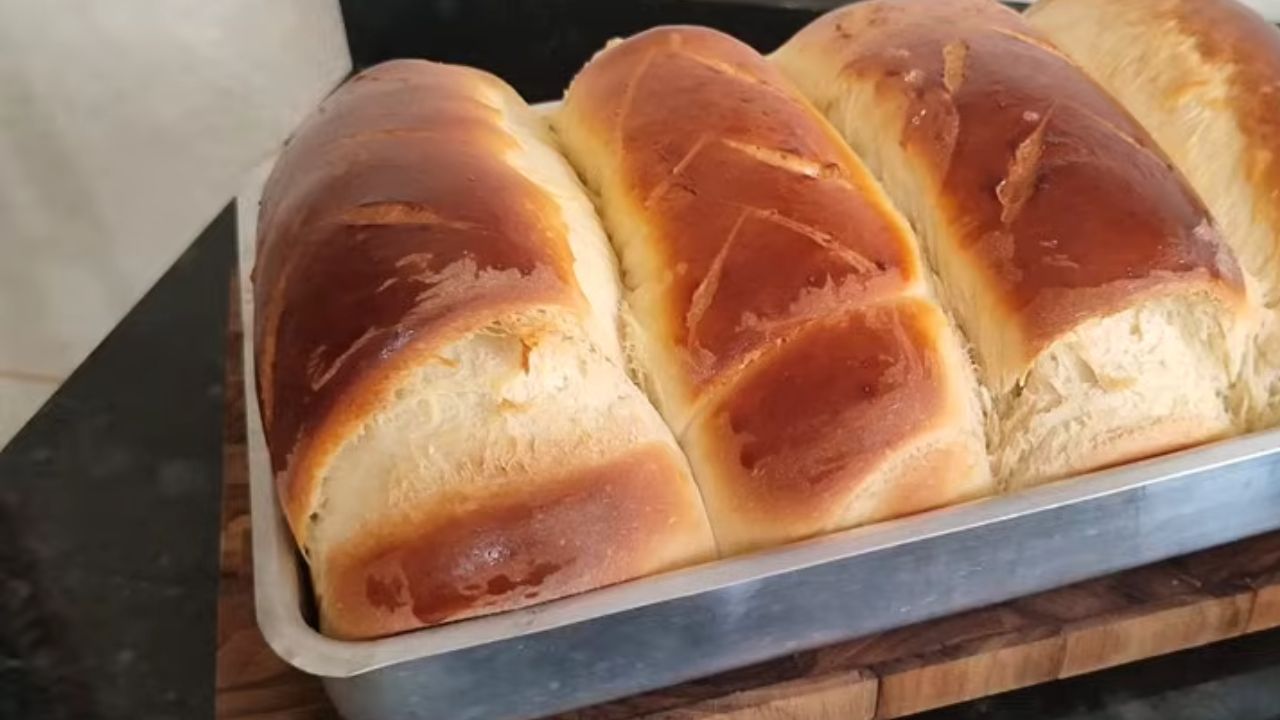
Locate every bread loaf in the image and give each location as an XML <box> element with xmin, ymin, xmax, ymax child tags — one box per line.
<box><xmin>772</xmin><ymin>0</ymin><xmax>1249</xmax><ymax>487</ymax></box>
<box><xmin>254</xmin><ymin>60</ymin><xmax>715</xmax><ymax>639</ymax></box>
<box><xmin>555</xmin><ymin>27</ymin><xmax>992</xmax><ymax>554</ymax></box>
<box><xmin>1028</xmin><ymin>0</ymin><xmax>1280</xmax><ymax>427</ymax></box>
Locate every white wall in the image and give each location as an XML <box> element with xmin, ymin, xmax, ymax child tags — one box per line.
<box><xmin>0</xmin><ymin>0</ymin><xmax>351</xmax><ymax>447</ymax></box>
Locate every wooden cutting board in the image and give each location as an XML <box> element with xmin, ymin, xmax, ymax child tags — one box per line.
<box><xmin>216</xmin><ymin>282</ymin><xmax>1280</xmax><ymax>719</ymax></box>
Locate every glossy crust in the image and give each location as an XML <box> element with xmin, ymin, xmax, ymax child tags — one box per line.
<box><xmin>1032</xmin><ymin>0</ymin><xmax>1280</xmax><ymax>258</ymax></box>
<box><xmin>321</xmin><ymin>442</ymin><xmax>705</xmax><ymax>639</ymax></box>
<box><xmin>255</xmin><ymin>61</ymin><xmax>579</xmax><ymax>536</ymax></box>
<box><xmin>774</xmin><ymin>0</ymin><xmax>1247</xmax><ymax>483</ymax></box>
<box><xmin>254</xmin><ymin>60</ymin><xmax>715</xmax><ymax>637</ymax></box>
<box><xmin>560</xmin><ymin>28</ymin><xmax>920</xmax><ymax>424</ymax></box>
<box><xmin>556</xmin><ymin>27</ymin><xmax>991</xmax><ymax>553</ymax></box>
<box><xmin>1028</xmin><ymin>0</ymin><xmax>1280</xmax><ymax>425</ymax></box>
<box><xmin>683</xmin><ymin>298</ymin><xmax>987</xmax><ymax>549</ymax></box>
<box><xmin>775</xmin><ymin>0</ymin><xmax>1243</xmax><ymax>381</ymax></box>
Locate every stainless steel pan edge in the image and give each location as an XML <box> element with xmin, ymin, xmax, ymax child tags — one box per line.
<box><xmin>323</xmin><ymin>447</ymin><xmax>1280</xmax><ymax>720</ymax></box>
<box><xmin>236</xmin><ymin>142</ymin><xmax>1280</xmax><ymax>718</ymax></box>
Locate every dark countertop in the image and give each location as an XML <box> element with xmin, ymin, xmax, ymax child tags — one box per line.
<box><xmin>0</xmin><ymin>207</ymin><xmax>234</xmax><ymax>720</ymax></box>
<box><xmin>1</xmin><ymin>2</ymin><xmax>1279</xmax><ymax>719</ymax></box>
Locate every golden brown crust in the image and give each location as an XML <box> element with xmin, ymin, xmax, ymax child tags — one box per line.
<box><xmin>1158</xmin><ymin>0</ymin><xmax>1280</xmax><ymax>236</ymax></box>
<box><xmin>319</xmin><ymin>443</ymin><xmax>711</xmax><ymax>639</ymax></box>
<box><xmin>562</xmin><ymin>27</ymin><xmax>923</xmax><ymax>408</ymax></box>
<box><xmin>559</xmin><ymin>27</ymin><xmax>990</xmax><ymax>550</ymax></box>
<box><xmin>779</xmin><ymin>0</ymin><xmax>1244</xmax><ymax>365</ymax></box>
<box><xmin>256</xmin><ymin>60</ymin><xmax>718</xmax><ymax>639</ymax></box>
<box><xmin>254</xmin><ymin>61</ymin><xmax>582</xmax><ymax>538</ymax></box>
<box><xmin>687</xmin><ymin>299</ymin><xmax>978</xmax><ymax>551</ymax></box>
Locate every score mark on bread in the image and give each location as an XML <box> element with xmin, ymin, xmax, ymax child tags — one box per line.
<box><xmin>996</xmin><ymin>106</ymin><xmax>1051</xmax><ymax>226</ymax></box>
<box><xmin>254</xmin><ymin>60</ymin><xmax>714</xmax><ymax>638</ymax></box>
<box><xmin>773</xmin><ymin>0</ymin><xmax>1246</xmax><ymax>485</ymax></box>
<box><xmin>557</xmin><ymin>25</ymin><xmax>992</xmax><ymax>552</ymax></box>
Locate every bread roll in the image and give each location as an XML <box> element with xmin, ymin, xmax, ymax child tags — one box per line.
<box><xmin>773</xmin><ymin>0</ymin><xmax>1248</xmax><ymax>487</ymax></box>
<box><xmin>254</xmin><ymin>60</ymin><xmax>715</xmax><ymax>639</ymax></box>
<box><xmin>555</xmin><ymin>27</ymin><xmax>992</xmax><ymax>554</ymax></box>
<box><xmin>1027</xmin><ymin>0</ymin><xmax>1280</xmax><ymax>427</ymax></box>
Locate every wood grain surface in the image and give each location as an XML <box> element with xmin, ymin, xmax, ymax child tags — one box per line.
<box><xmin>216</xmin><ymin>282</ymin><xmax>1280</xmax><ymax>720</ymax></box>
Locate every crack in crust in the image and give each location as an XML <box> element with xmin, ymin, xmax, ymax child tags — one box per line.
<box><xmin>980</xmin><ymin>28</ymin><xmax>1154</xmax><ymax>159</ymax></box>
<box><xmin>615</xmin><ymin>49</ymin><xmax>657</xmax><ymax>150</ymax></box>
<box><xmin>997</xmin><ymin>106</ymin><xmax>1052</xmax><ymax>225</ymax></box>
<box><xmin>720</xmin><ymin>138</ymin><xmax>847</xmax><ymax>182</ymax></box>
<box><xmin>644</xmin><ymin>134</ymin><xmax>713</xmax><ymax>208</ymax></box>
<box><xmin>648</xmin><ymin>136</ymin><xmax>854</xmax><ymax>208</ymax></box>
<box><xmin>686</xmin><ymin>209</ymin><xmax>751</xmax><ymax>350</ymax></box>
<box><xmin>943</xmin><ymin>40</ymin><xmax>968</xmax><ymax>94</ymax></box>
<box><xmin>684</xmin><ymin>205</ymin><xmax>883</xmax><ymax>349</ymax></box>
<box><xmin>340</xmin><ymin>202</ymin><xmax>480</xmax><ymax>230</ymax></box>
<box><xmin>306</xmin><ymin>327</ymin><xmax>380</xmax><ymax>391</ymax></box>
<box><xmin>673</xmin><ymin>48</ymin><xmax>795</xmax><ymax>101</ymax></box>
<box><xmin>754</xmin><ymin>208</ymin><xmax>881</xmax><ymax>275</ymax></box>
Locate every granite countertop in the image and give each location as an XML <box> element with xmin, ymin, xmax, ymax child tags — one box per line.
<box><xmin>2</xmin><ymin>1</ymin><xmax>1280</xmax><ymax>718</ymax></box>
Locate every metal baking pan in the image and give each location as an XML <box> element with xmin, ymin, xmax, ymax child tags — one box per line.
<box><xmin>235</xmin><ymin>102</ymin><xmax>1280</xmax><ymax>718</ymax></box>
